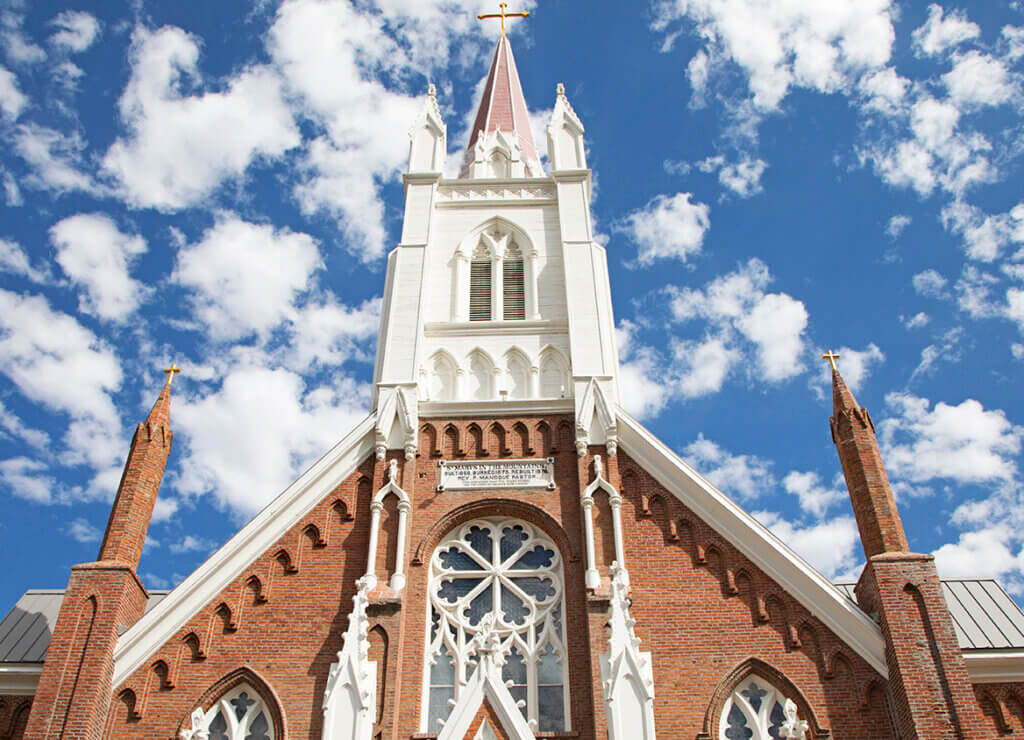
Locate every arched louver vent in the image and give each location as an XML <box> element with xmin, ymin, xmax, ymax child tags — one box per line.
<box><xmin>470</xmin><ymin>258</ymin><xmax>492</xmax><ymax>321</ymax></box>
<box><xmin>503</xmin><ymin>243</ymin><xmax>525</xmax><ymax>320</ymax></box>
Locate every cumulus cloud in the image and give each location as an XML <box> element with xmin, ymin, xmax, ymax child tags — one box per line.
<box><xmin>655</xmin><ymin>0</ymin><xmax>895</xmax><ymax>112</ymax></box>
<box><xmin>755</xmin><ymin>510</ymin><xmax>861</xmax><ymax>578</ymax></box>
<box><xmin>50</xmin><ymin>213</ymin><xmax>149</xmax><ymax>321</ymax></box>
<box><xmin>13</xmin><ymin>124</ymin><xmax>95</xmax><ymax>194</ymax></box>
<box><xmin>0</xmin><ymin>66</ymin><xmax>25</xmax><ymax>119</ymax></box>
<box><xmin>816</xmin><ymin>343</ymin><xmax>884</xmax><ymax>394</ymax></box>
<box><xmin>913</xmin><ymin>268</ymin><xmax>949</xmax><ymax>298</ymax></box>
<box><xmin>168</xmin><ymin>534</ymin><xmax>215</xmax><ymax>555</ymax></box>
<box><xmin>902</xmin><ymin>312</ymin><xmax>930</xmax><ymax>329</ymax></box>
<box><xmin>911</xmin><ymin>4</ymin><xmax>980</xmax><ymax>57</ymax></box>
<box><xmin>671</xmin><ymin>258</ymin><xmax>808</xmax><ymax>383</ymax></box>
<box><xmin>697</xmin><ymin>155</ymin><xmax>767</xmax><ymax>197</ymax></box>
<box><xmin>65</xmin><ymin>516</ymin><xmax>102</xmax><ymax>543</ymax></box>
<box><xmin>174</xmin><ymin>365</ymin><xmax>369</xmax><ymax>516</ymax></box>
<box><xmin>683</xmin><ymin>435</ymin><xmax>775</xmax><ymax>500</ymax></box>
<box><xmin>0</xmin><ymin>457</ymin><xmax>55</xmax><ymax>503</ymax></box>
<box><xmin>943</xmin><ymin>51</ymin><xmax>1016</xmax><ymax>108</ymax></box>
<box><xmin>173</xmin><ymin>216</ymin><xmax>322</xmax><ymax>341</ymax></box>
<box><xmin>782</xmin><ymin>471</ymin><xmax>845</xmax><ymax>519</ymax></box>
<box><xmin>103</xmin><ymin>26</ymin><xmax>299</xmax><ymax>211</ymax></box>
<box><xmin>619</xmin><ymin>192</ymin><xmax>710</xmax><ymax>265</ymax></box>
<box><xmin>942</xmin><ymin>200</ymin><xmax>1024</xmax><ymax>262</ymax></box>
<box><xmin>49</xmin><ymin>11</ymin><xmax>100</xmax><ymax>53</ymax></box>
<box><xmin>885</xmin><ymin>214</ymin><xmax>911</xmax><ymax>239</ymax></box>
<box><xmin>933</xmin><ymin>525</ymin><xmax>1020</xmax><ymax>580</ymax></box>
<box><xmin>880</xmin><ymin>393</ymin><xmax>1023</xmax><ymax>487</ymax></box>
<box><xmin>0</xmin><ymin>238</ymin><xmax>51</xmax><ymax>283</ymax></box>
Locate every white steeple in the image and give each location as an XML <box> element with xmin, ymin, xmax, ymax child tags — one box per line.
<box><xmin>372</xmin><ymin>38</ymin><xmax>621</xmax><ymax>457</ymax></box>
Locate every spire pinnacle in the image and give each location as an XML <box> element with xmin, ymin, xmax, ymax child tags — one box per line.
<box><xmin>821</xmin><ymin>349</ymin><xmax>840</xmax><ymax>372</ymax></box>
<box><xmin>477</xmin><ymin>1</ymin><xmax>530</xmax><ymax>38</ymax></box>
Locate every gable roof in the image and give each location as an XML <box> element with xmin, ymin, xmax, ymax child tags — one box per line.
<box><xmin>110</xmin><ymin>413</ymin><xmax>376</xmax><ymax>688</ymax></box>
<box><xmin>616</xmin><ymin>410</ymin><xmax>890</xmax><ymax>677</ymax></box>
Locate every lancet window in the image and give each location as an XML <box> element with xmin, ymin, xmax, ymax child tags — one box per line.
<box><xmin>190</xmin><ymin>683</ymin><xmax>275</xmax><ymax>740</ymax></box>
<box><xmin>424</xmin><ymin>518</ymin><xmax>569</xmax><ymax>733</ymax></box>
<box><xmin>719</xmin><ymin>676</ymin><xmax>807</xmax><ymax>740</ymax></box>
<box><xmin>469</xmin><ymin>243</ymin><xmax>492</xmax><ymax>321</ymax></box>
<box><xmin>502</xmin><ymin>242</ymin><xmax>525</xmax><ymax>320</ymax></box>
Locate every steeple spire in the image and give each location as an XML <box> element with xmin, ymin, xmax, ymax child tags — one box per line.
<box><xmin>97</xmin><ymin>370</ymin><xmax>177</xmax><ymax>568</ymax></box>
<box><xmin>828</xmin><ymin>363</ymin><xmax>909</xmax><ymax>558</ymax></box>
<box><xmin>461</xmin><ymin>35</ymin><xmax>543</xmax><ymax>178</ymax></box>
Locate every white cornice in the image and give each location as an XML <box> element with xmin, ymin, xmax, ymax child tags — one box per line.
<box><xmin>616</xmin><ymin>410</ymin><xmax>890</xmax><ymax>678</ymax></box>
<box><xmin>424</xmin><ymin>319</ymin><xmax>568</xmax><ymax>337</ymax></box>
<box><xmin>964</xmin><ymin>649</ymin><xmax>1024</xmax><ymax>683</ymax></box>
<box><xmin>112</xmin><ymin>414</ymin><xmax>377</xmax><ymax>688</ymax></box>
<box><xmin>419</xmin><ymin>399</ymin><xmax>573</xmax><ymax>418</ymax></box>
<box><xmin>0</xmin><ymin>663</ymin><xmax>42</xmax><ymax>695</ymax></box>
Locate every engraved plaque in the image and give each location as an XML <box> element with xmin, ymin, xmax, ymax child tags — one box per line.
<box><xmin>437</xmin><ymin>458</ymin><xmax>556</xmax><ymax>492</ymax></box>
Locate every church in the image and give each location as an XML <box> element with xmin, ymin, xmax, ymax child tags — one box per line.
<box><xmin>3</xmin><ymin>24</ymin><xmax>1024</xmax><ymax>740</ymax></box>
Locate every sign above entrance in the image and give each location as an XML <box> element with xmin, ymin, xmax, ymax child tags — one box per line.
<box><xmin>437</xmin><ymin>458</ymin><xmax>556</xmax><ymax>492</ymax></box>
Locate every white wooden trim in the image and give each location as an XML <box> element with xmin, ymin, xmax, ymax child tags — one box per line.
<box><xmin>963</xmin><ymin>649</ymin><xmax>1024</xmax><ymax>683</ymax></box>
<box><xmin>112</xmin><ymin>414</ymin><xmax>377</xmax><ymax>688</ymax></box>
<box><xmin>616</xmin><ymin>410</ymin><xmax>890</xmax><ymax>677</ymax></box>
<box><xmin>0</xmin><ymin>663</ymin><xmax>41</xmax><ymax>695</ymax></box>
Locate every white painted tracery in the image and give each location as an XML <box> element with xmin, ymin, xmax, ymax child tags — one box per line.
<box><xmin>365</xmin><ymin>459</ymin><xmax>411</xmax><ymax>592</ymax></box>
<box><xmin>422</xmin><ymin>518</ymin><xmax>569</xmax><ymax>733</ymax></box>
<box><xmin>180</xmin><ymin>684</ymin><xmax>275</xmax><ymax>740</ymax></box>
<box><xmin>581</xmin><ymin>455</ymin><xmax>625</xmax><ymax>590</ymax></box>
<box><xmin>421</xmin><ymin>346</ymin><xmax>571</xmax><ymax>404</ymax></box>
<box><xmin>719</xmin><ymin>677</ymin><xmax>808</xmax><ymax>740</ymax></box>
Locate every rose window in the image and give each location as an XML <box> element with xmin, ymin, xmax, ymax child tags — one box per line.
<box><xmin>424</xmin><ymin>518</ymin><xmax>569</xmax><ymax>733</ymax></box>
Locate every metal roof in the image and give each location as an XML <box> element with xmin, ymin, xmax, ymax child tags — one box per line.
<box><xmin>0</xmin><ymin>589</ymin><xmax>168</xmax><ymax>663</ymax></box>
<box><xmin>834</xmin><ymin>579</ymin><xmax>1024</xmax><ymax>650</ymax></box>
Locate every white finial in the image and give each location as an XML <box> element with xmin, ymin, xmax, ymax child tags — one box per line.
<box><xmin>556</xmin><ymin>82</ymin><xmax>565</xmax><ymax>96</ymax></box>
<box><xmin>471</xmin><ymin>613</ymin><xmax>505</xmax><ymax>667</ymax></box>
<box><xmin>593</xmin><ymin>454</ymin><xmax>604</xmax><ymax>479</ymax></box>
<box><xmin>781</xmin><ymin>698</ymin><xmax>808</xmax><ymax>739</ymax></box>
<box><xmin>388</xmin><ymin>458</ymin><xmax>398</xmax><ymax>482</ymax></box>
<box><xmin>428</xmin><ymin>82</ymin><xmax>437</xmax><ymax>97</ymax></box>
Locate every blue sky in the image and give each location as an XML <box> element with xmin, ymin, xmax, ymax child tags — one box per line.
<box><xmin>1</xmin><ymin>0</ymin><xmax>1024</xmax><ymax>612</ymax></box>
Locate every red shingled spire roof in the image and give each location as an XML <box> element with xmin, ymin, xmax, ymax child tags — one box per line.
<box><xmin>464</xmin><ymin>35</ymin><xmax>541</xmax><ymax>175</ymax></box>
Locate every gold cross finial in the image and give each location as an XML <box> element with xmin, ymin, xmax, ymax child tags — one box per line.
<box><xmin>477</xmin><ymin>1</ymin><xmax>530</xmax><ymax>37</ymax></box>
<box><xmin>821</xmin><ymin>350</ymin><xmax>840</xmax><ymax>372</ymax></box>
<box><xmin>163</xmin><ymin>363</ymin><xmax>182</xmax><ymax>386</ymax></box>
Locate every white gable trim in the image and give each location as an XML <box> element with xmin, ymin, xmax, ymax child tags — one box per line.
<box><xmin>112</xmin><ymin>414</ymin><xmax>377</xmax><ymax>688</ymax></box>
<box><xmin>437</xmin><ymin>661</ymin><xmax>535</xmax><ymax>740</ymax></box>
<box><xmin>616</xmin><ymin>410</ymin><xmax>889</xmax><ymax>677</ymax></box>
<box><xmin>964</xmin><ymin>649</ymin><xmax>1024</xmax><ymax>683</ymax></box>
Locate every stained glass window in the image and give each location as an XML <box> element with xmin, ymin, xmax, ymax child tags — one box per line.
<box><xmin>423</xmin><ymin>518</ymin><xmax>569</xmax><ymax>733</ymax></box>
<box><xmin>719</xmin><ymin>676</ymin><xmax>804</xmax><ymax>740</ymax></box>
<box><xmin>193</xmin><ymin>683</ymin><xmax>275</xmax><ymax>740</ymax></box>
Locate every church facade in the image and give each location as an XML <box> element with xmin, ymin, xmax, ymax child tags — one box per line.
<box><xmin>3</xmin><ymin>35</ymin><xmax>1024</xmax><ymax>740</ymax></box>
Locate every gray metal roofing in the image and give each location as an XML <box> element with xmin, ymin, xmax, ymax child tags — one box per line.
<box><xmin>0</xmin><ymin>589</ymin><xmax>169</xmax><ymax>663</ymax></box>
<box><xmin>834</xmin><ymin>579</ymin><xmax>1024</xmax><ymax>650</ymax></box>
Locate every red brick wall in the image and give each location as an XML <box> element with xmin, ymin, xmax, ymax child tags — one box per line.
<box><xmin>975</xmin><ymin>681</ymin><xmax>1024</xmax><ymax>734</ymax></box>
<box><xmin>1</xmin><ymin>695</ymin><xmax>32</xmax><ymax>739</ymax></box>
<box><xmin>96</xmin><ymin>413</ymin><xmax>991</xmax><ymax>739</ymax></box>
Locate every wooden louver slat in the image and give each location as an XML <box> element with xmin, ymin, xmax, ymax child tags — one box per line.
<box><xmin>470</xmin><ymin>260</ymin><xmax>492</xmax><ymax>321</ymax></box>
<box><xmin>503</xmin><ymin>258</ymin><xmax>525</xmax><ymax>320</ymax></box>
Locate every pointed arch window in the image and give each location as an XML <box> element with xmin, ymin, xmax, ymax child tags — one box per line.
<box><xmin>719</xmin><ymin>676</ymin><xmax>807</xmax><ymax>740</ymax></box>
<box><xmin>503</xmin><ymin>242</ymin><xmax>525</xmax><ymax>320</ymax></box>
<box><xmin>423</xmin><ymin>518</ymin><xmax>569</xmax><ymax>733</ymax></box>
<box><xmin>186</xmin><ymin>683</ymin><xmax>275</xmax><ymax>740</ymax></box>
<box><xmin>470</xmin><ymin>243</ymin><xmax>492</xmax><ymax>321</ymax></box>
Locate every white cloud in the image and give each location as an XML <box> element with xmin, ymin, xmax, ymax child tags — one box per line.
<box><xmin>933</xmin><ymin>525</ymin><xmax>1019</xmax><ymax>580</ymax></box>
<box><xmin>2</xmin><ymin>21</ymin><xmax>46</xmax><ymax>65</ymax></box>
<box><xmin>671</xmin><ymin>259</ymin><xmax>808</xmax><ymax>383</ymax></box>
<box><xmin>174</xmin><ymin>365</ymin><xmax>368</xmax><ymax>516</ymax></box>
<box><xmin>673</xmin><ymin>336</ymin><xmax>738</xmax><ymax>398</ymax></box>
<box><xmin>0</xmin><ymin>238</ymin><xmax>50</xmax><ymax>283</ymax></box>
<box><xmin>0</xmin><ymin>457</ymin><xmax>55</xmax><ymax>503</ymax></box>
<box><xmin>955</xmin><ymin>266</ymin><xmax>1001</xmax><ymax>318</ymax></box>
<box><xmin>902</xmin><ymin>312</ymin><xmax>930</xmax><ymax>329</ymax></box>
<box><xmin>881</xmin><ymin>392</ymin><xmax>1023</xmax><ymax>486</ymax></box>
<box><xmin>911</xmin><ymin>4</ymin><xmax>980</xmax><ymax>57</ymax></box>
<box><xmin>755</xmin><ymin>510</ymin><xmax>860</xmax><ymax>578</ymax></box>
<box><xmin>283</xmin><ymin>295</ymin><xmax>380</xmax><ymax>372</ymax></box>
<box><xmin>620</xmin><ymin>192</ymin><xmax>711</xmax><ymax>265</ymax></box>
<box><xmin>168</xmin><ymin>534</ymin><xmax>215</xmax><ymax>554</ymax></box>
<box><xmin>859</xmin><ymin>67</ymin><xmax>908</xmax><ymax>113</ymax></box>
<box><xmin>913</xmin><ymin>268</ymin><xmax>949</xmax><ymax>297</ymax></box>
<box><xmin>0</xmin><ymin>399</ymin><xmax>50</xmax><ymax>449</ymax></box>
<box><xmin>942</xmin><ymin>200</ymin><xmax>1024</xmax><ymax>262</ymax></box>
<box><xmin>943</xmin><ymin>51</ymin><xmax>1016</xmax><ymax>108</ymax></box>
<box><xmin>173</xmin><ymin>216</ymin><xmax>322</xmax><ymax>341</ymax></box>
<box><xmin>911</xmin><ymin>327</ymin><xmax>963</xmax><ymax>381</ymax></box>
<box><xmin>13</xmin><ymin>124</ymin><xmax>95</xmax><ymax>194</ymax></box>
<box><xmin>65</xmin><ymin>517</ymin><xmax>102</xmax><ymax>543</ymax></box>
<box><xmin>683</xmin><ymin>435</ymin><xmax>775</xmax><ymax>500</ymax></box>
<box><xmin>782</xmin><ymin>470</ymin><xmax>845</xmax><ymax>519</ymax></box>
<box><xmin>103</xmin><ymin>26</ymin><xmax>299</xmax><ymax>211</ymax></box>
<box><xmin>49</xmin><ymin>11</ymin><xmax>100</xmax><ymax>53</ymax></box>
<box><xmin>616</xmin><ymin>321</ymin><xmax>674</xmax><ymax>419</ymax></box>
<box><xmin>50</xmin><ymin>213</ymin><xmax>149</xmax><ymax>321</ymax></box>
<box><xmin>0</xmin><ymin>65</ymin><xmax>25</xmax><ymax>119</ymax></box>
<box><xmin>821</xmin><ymin>343</ymin><xmax>884</xmax><ymax>393</ymax></box>
<box><xmin>698</xmin><ymin>155</ymin><xmax>767</xmax><ymax>197</ymax></box>
<box><xmin>885</xmin><ymin>214</ymin><xmax>911</xmax><ymax>239</ymax></box>
<box><xmin>655</xmin><ymin>0</ymin><xmax>895</xmax><ymax>112</ymax></box>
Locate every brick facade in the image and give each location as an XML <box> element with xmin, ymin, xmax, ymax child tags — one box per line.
<box><xmin>13</xmin><ymin>407</ymin><xmax>1012</xmax><ymax>738</ymax></box>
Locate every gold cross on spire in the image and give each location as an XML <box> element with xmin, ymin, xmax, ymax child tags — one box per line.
<box><xmin>477</xmin><ymin>1</ymin><xmax>530</xmax><ymax>37</ymax></box>
<box><xmin>821</xmin><ymin>350</ymin><xmax>841</xmax><ymax>372</ymax></box>
<box><xmin>163</xmin><ymin>363</ymin><xmax>182</xmax><ymax>386</ymax></box>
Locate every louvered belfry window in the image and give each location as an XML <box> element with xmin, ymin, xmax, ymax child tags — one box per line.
<box><xmin>503</xmin><ymin>242</ymin><xmax>525</xmax><ymax>320</ymax></box>
<box><xmin>470</xmin><ymin>244</ymin><xmax>492</xmax><ymax>321</ymax></box>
